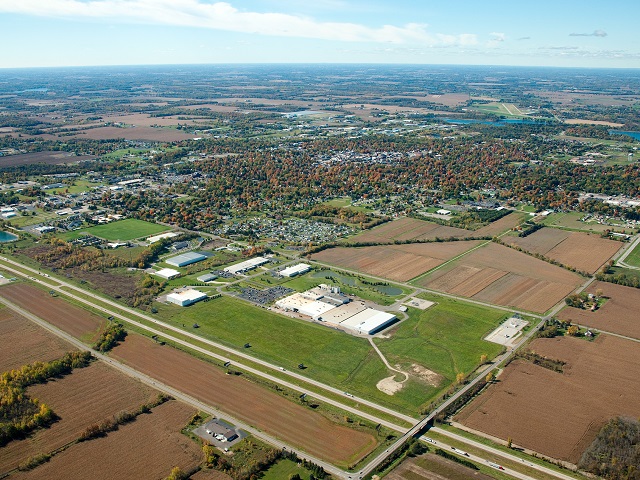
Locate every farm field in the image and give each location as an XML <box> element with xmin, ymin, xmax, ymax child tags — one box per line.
<box><xmin>345</xmin><ymin>217</ymin><xmax>472</xmax><ymax>244</ymax></box>
<box><xmin>455</xmin><ymin>335</ymin><xmax>640</xmax><ymax>463</ymax></box>
<box><xmin>10</xmin><ymin>400</ymin><xmax>202</xmax><ymax>480</ymax></box>
<box><xmin>310</xmin><ymin>241</ymin><xmax>483</xmax><ymax>282</ymax></box>
<box><xmin>0</xmin><ymin>283</ymin><xmax>106</xmax><ymax>342</ymax></box>
<box><xmin>0</xmin><ymin>362</ymin><xmax>157</xmax><ymax>475</ymax></box>
<box><xmin>385</xmin><ymin>452</ymin><xmax>494</xmax><ymax>480</ymax></box>
<box><xmin>474</xmin><ymin>211</ymin><xmax>526</xmax><ymax>237</ymax></box>
<box><xmin>418</xmin><ymin>243</ymin><xmax>582</xmax><ymax>313</ymax></box>
<box><xmin>111</xmin><ymin>333</ymin><xmax>378</xmax><ymax>467</ymax></box>
<box><xmin>0</xmin><ymin>151</ymin><xmax>94</xmax><ymax>167</ymax></box>
<box><xmin>558</xmin><ymin>281</ymin><xmax>640</xmax><ymax>340</ymax></box>
<box><xmin>503</xmin><ymin>228</ymin><xmax>621</xmax><ymax>274</ymax></box>
<box><xmin>69</xmin><ymin>125</ymin><xmax>196</xmax><ymax>141</ymax></box>
<box><xmin>73</xmin><ymin>218</ymin><xmax>170</xmax><ymax>241</ymax></box>
<box><xmin>0</xmin><ymin>307</ymin><xmax>70</xmax><ymax>371</ymax></box>
<box><xmin>375</xmin><ymin>294</ymin><xmax>505</xmax><ymax>397</ymax></box>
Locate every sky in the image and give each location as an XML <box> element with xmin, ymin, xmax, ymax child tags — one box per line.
<box><xmin>0</xmin><ymin>0</ymin><xmax>639</xmax><ymax>69</ymax></box>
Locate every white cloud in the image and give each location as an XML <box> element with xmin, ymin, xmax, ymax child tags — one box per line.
<box><xmin>0</xmin><ymin>0</ymin><xmax>478</xmax><ymax>46</ymax></box>
<box><xmin>569</xmin><ymin>29</ymin><xmax>607</xmax><ymax>37</ymax></box>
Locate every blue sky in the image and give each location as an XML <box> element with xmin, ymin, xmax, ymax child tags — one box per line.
<box><xmin>0</xmin><ymin>0</ymin><xmax>638</xmax><ymax>68</ymax></box>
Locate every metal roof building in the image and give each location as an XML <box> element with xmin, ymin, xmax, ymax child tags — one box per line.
<box><xmin>197</xmin><ymin>273</ymin><xmax>218</xmax><ymax>282</ymax></box>
<box><xmin>154</xmin><ymin>268</ymin><xmax>181</xmax><ymax>280</ymax></box>
<box><xmin>339</xmin><ymin>309</ymin><xmax>397</xmax><ymax>335</ymax></box>
<box><xmin>166</xmin><ymin>251</ymin><xmax>207</xmax><ymax>267</ymax></box>
<box><xmin>280</xmin><ymin>263</ymin><xmax>311</xmax><ymax>277</ymax></box>
<box><xmin>167</xmin><ymin>289</ymin><xmax>207</xmax><ymax>307</ymax></box>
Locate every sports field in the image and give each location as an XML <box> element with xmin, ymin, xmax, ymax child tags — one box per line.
<box><xmin>73</xmin><ymin>218</ymin><xmax>170</xmax><ymax>241</ymax></box>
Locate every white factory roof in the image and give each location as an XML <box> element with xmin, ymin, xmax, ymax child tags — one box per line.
<box><xmin>147</xmin><ymin>232</ymin><xmax>179</xmax><ymax>243</ymax></box>
<box><xmin>167</xmin><ymin>289</ymin><xmax>207</xmax><ymax>303</ymax></box>
<box><xmin>224</xmin><ymin>256</ymin><xmax>268</xmax><ymax>274</ymax></box>
<box><xmin>154</xmin><ymin>268</ymin><xmax>180</xmax><ymax>279</ymax></box>
<box><xmin>280</xmin><ymin>263</ymin><xmax>311</xmax><ymax>277</ymax></box>
<box><xmin>275</xmin><ymin>293</ymin><xmax>336</xmax><ymax>318</ymax></box>
<box><xmin>317</xmin><ymin>302</ymin><xmax>367</xmax><ymax>325</ymax></box>
<box><xmin>339</xmin><ymin>309</ymin><xmax>397</xmax><ymax>335</ymax></box>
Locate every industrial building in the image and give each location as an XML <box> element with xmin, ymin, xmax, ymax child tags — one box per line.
<box><xmin>154</xmin><ymin>268</ymin><xmax>180</xmax><ymax>280</ymax></box>
<box><xmin>166</xmin><ymin>251</ymin><xmax>207</xmax><ymax>267</ymax></box>
<box><xmin>280</xmin><ymin>263</ymin><xmax>311</xmax><ymax>277</ymax></box>
<box><xmin>197</xmin><ymin>272</ymin><xmax>218</xmax><ymax>282</ymax></box>
<box><xmin>223</xmin><ymin>256</ymin><xmax>269</xmax><ymax>275</ymax></box>
<box><xmin>147</xmin><ymin>232</ymin><xmax>178</xmax><ymax>243</ymax></box>
<box><xmin>276</xmin><ymin>285</ymin><xmax>397</xmax><ymax>335</ymax></box>
<box><xmin>166</xmin><ymin>289</ymin><xmax>207</xmax><ymax>307</ymax></box>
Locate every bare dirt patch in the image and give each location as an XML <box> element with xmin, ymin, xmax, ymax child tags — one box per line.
<box><xmin>420</xmin><ymin>243</ymin><xmax>582</xmax><ymax>313</ymax></box>
<box><xmin>311</xmin><ymin>241</ymin><xmax>481</xmax><ymax>282</ymax></box>
<box><xmin>347</xmin><ymin>217</ymin><xmax>472</xmax><ymax>244</ymax></box>
<box><xmin>0</xmin><ymin>151</ymin><xmax>94</xmax><ymax>167</ymax></box>
<box><xmin>409</xmin><ymin>364</ymin><xmax>442</xmax><ymax>387</ymax></box>
<box><xmin>111</xmin><ymin>334</ymin><xmax>378</xmax><ymax>466</ymax></box>
<box><xmin>0</xmin><ymin>283</ymin><xmax>105</xmax><ymax>342</ymax></box>
<box><xmin>504</xmin><ymin>228</ymin><xmax>621</xmax><ymax>274</ymax></box>
<box><xmin>0</xmin><ymin>308</ymin><xmax>71</xmax><ymax>372</ymax></box>
<box><xmin>456</xmin><ymin>335</ymin><xmax>640</xmax><ymax>463</ymax></box>
<box><xmin>0</xmin><ymin>362</ymin><xmax>156</xmax><ymax>474</ymax></box>
<box><xmin>376</xmin><ymin>376</ymin><xmax>405</xmax><ymax>395</ymax></box>
<box><xmin>14</xmin><ymin>400</ymin><xmax>201</xmax><ymax>480</ymax></box>
<box><xmin>558</xmin><ymin>281</ymin><xmax>640</xmax><ymax>339</ymax></box>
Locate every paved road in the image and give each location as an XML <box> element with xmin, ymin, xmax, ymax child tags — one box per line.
<box><xmin>614</xmin><ymin>233</ymin><xmax>640</xmax><ymax>269</ymax></box>
<box><xmin>0</xmin><ymin>296</ymin><xmax>346</xmax><ymax>478</ymax></box>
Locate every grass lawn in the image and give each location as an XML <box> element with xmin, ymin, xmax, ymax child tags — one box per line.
<box><xmin>75</xmin><ymin>218</ymin><xmax>170</xmax><ymax>241</ymax></box>
<box><xmin>375</xmin><ymin>293</ymin><xmax>506</xmax><ymax>388</ymax></box>
<box><xmin>260</xmin><ymin>459</ymin><xmax>317</xmax><ymax>480</ymax></box>
<box><xmin>621</xmin><ymin>243</ymin><xmax>640</xmax><ymax>268</ymax></box>
<box><xmin>540</xmin><ymin>212</ymin><xmax>612</xmax><ymax>233</ymax></box>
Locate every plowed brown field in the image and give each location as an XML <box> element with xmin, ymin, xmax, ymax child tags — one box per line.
<box><xmin>456</xmin><ymin>335</ymin><xmax>640</xmax><ymax>463</ymax></box>
<box><xmin>475</xmin><ymin>212</ymin><xmax>525</xmax><ymax>237</ymax></box>
<box><xmin>346</xmin><ymin>217</ymin><xmax>471</xmax><ymax>244</ymax></box>
<box><xmin>0</xmin><ymin>362</ymin><xmax>156</xmax><ymax>474</ymax></box>
<box><xmin>14</xmin><ymin>401</ymin><xmax>201</xmax><ymax>480</ymax></box>
<box><xmin>419</xmin><ymin>243</ymin><xmax>582</xmax><ymax>313</ymax></box>
<box><xmin>311</xmin><ymin>241</ymin><xmax>482</xmax><ymax>281</ymax></box>
<box><xmin>558</xmin><ymin>281</ymin><xmax>640</xmax><ymax>340</ymax></box>
<box><xmin>0</xmin><ymin>283</ymin><xmax>105</xmax><ymax>341</ymax></box>
<box><xmin>503</xmin><ymin>228</ymin><xmax>621</xmax><ymax>274</ymax></box>
<box><xmin>111</xmin><ymin>334</ymin><xmax>377</xmax><ymax>466</ymax></box>
<box><xmin>0</xmin><ymin>308</ymin><xmax>70</xmax><ymax>371</ymax></box>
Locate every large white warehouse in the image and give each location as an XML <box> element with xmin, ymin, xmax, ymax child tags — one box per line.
<box><xmin>167</xmin><ymin>289</ymin><xmax>207</xmax><ymax>307</ymax></box>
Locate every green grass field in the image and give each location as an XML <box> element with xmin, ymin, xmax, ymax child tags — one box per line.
<box><xmin>260</xmin><ymin>459</ymin><xmax>317</xmax><ymax>480</ymax></box>
<box><xmin>621</xmin><ymin>243</ymin><xmax>640</xmax><ymax>268</ymax></box>
<box><xmin>72</xmin><ymin>218</ymin><xmax>170</xmax><ymax>241</ymax></box>
<box><xmin>375</xmin><ymin>293</ymin><xmax>506</xmax><ymax>388</ymax></box>
<box><xmin>540</xmin><ymin>211</ymin><xmax>624</xmax><ymax>233</ymax></box>
<box><xmin>153</xmin><ymin>291</ymin><xmax>504</xmax><ymax>413</ymax></box>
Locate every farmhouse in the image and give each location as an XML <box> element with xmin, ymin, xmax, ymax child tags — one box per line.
<box><xmin>154</xmin><ymin>268</ymin><xmax>181</xmax><ymax>280</ymax></box>
<box><xmin>223</xmin><ymin>256</ymin><xmax>269</xmax><ymax>275</ymax></box>
<box><xmin>166</xmin><ymin>251</ymin><xmax>207</xmax><ymax>267</ymax></box>
<box><xmin>167</xmin><ymin>289</ymin><xmax>207</xmax><ymax>307</ymax></box>
<box><xmin>280</xmin><ymin>263</ymin><xmax>311</xmax><ymax>277</ymax></box>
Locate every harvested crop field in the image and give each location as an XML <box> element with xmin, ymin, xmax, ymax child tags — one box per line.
<box><xmin>419</xmin><ymin>243</ymin><xmax>582</xmax><ymax>313</ymax></box>
<box><xmin>71</xmin><ymin>126</ymin><xmax>196</xmax><ymax>141</ymax></box>
<box><xmin>503</xmin><ymin>228</ymin><xmax>621</xmax><ymax>274</ymax></box>
<box><xmin>456</xmin><ymin>335</ymin><xmax>640</xmax><ymax>463</ymax></box>
<box><xmin>558</xmin><ymin>281</ymin><xmax>640</xmax><ymax>339</ymax></box>
<box><xmin>346</xmin><ymin>217</ymin><xmax>472</xmax><ymax>244</ymax></box>
<box><xmin>12</xmin><ymin>400</ymin><xmax>201</xmax><ymax>480</ymax></box>
<box><xmin>0</xmin><ymin>283</ymin><xmax>105</xmax><ymax>342</ymax></box>
<box><xmin>0</xmin><ymin>362</ymin><xmax>156</xmax><ymax>474</ymax></box>
<box><xmin>475</xmin><ymin>212</ymin><xmax>525</xmax><ymax>237</ymax></box>
<box><xmin>311</xmin><ymin>241</ymin><xmax>482</xmax><ymax>282</ymax></box>
<box><xmin>112</xmin><ymin>334</ymin><xmax>378</xmax><ymax>466</ymax></box>
<box><xmin>386</xmin><ymin>452</ymin><xmax>494</xmax><ymax>480</ymax></box>
<box><xmin>0</xmin><ymin>151</ymin><xmax>94</xmax><ymax>167</ymax></box>
<box><xmin>0</xmin><ymin>308</ymin><xmax>71</xmax><ymax>372</ymax></box>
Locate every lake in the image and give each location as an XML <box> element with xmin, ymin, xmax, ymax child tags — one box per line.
<box><xmin>609</xmin><ymin>130</ymin><xmax>640</xmax><ymax>141</ymax></box>
<box><xmin>0</xmin><ymin>231</ymin><xmax>18</xmax><ymax>242</ymax></box>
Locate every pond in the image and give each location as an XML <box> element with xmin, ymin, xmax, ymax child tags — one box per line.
<box><xmin>609</xmin><ymin>130</ymin><xmax>640</xmax><ymax>141</ymax></box>
<box><xmin>374</xmin><ymin>285</ymin><xmax>404</xmax><ymax>296</ymax></box>
<box><xmin>0</xmin><ymin>231</ymin><xmax>18</xmax><ymax>242</ymax></box>
<box><xmin>310</xmin><ymin>270</ymin><xmax>357</xmax><ymax>286</ymax></box>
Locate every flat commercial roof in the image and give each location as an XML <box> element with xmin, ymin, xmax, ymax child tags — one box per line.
<box><xmin>197</xmin><ymin>273</ymin><xmax>218</xmax><ymax>282</ymax></box>
<box><xmin>340</xmin><ymin>309</ymin><xmax>397</xmax><ymax>335</ymax></box>
<box><xmin>167</xmin><ymin>289</ymin><xmax>207</xmax><ymax>304</ymax></box>
<box><xmin>166</xmin><ymin>251</ymin><xmax>207</xmax><ymax>267</ymax></box>
<box><xmin>147</xmin><ymin>232</ymin><xmax>178</xmax><ymax>243</ymax></box>
<box><xmin>154</xmin><ymin>267</ymin><xmax>180</xmax><ymax>279</ymax></box>
<box><xmin>280</xmin><ymin>263</ymin><xmax>311</xmax><ymax>277</ymax></box>
<box><xmin>275</xmin><ymin>293</ymin><xmax>335</xmax><ymax>317</ymax></box>
<box><xmin>317</xmin><ymin>301</ymin><xmax>367</xmax><ymax>325</ymax></box>
<box><xmin>224</xmin><ymin>256</ymin><xmax>268</xmax><ymax>274</ymax></box>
